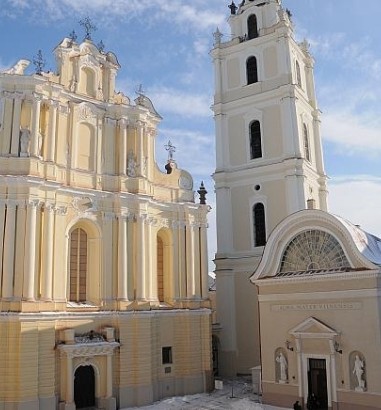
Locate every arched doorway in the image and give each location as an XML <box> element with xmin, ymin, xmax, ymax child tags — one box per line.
<box><xmin>74</xmin><ymin>365</ymin><xmax>95</xmax><ymax>408</ymax></box>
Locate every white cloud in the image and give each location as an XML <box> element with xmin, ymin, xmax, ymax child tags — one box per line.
<box><xmin>150</xmin><ymin>87</ymin><xmax>212</xmax><ymax>118</ymax></box>
<box><xmin>4</xmin><ymin>0</ymin><xmax>225</xmax><ymax>32</ymax></box>
<box><xmin>322</xmin><ymin>110</ymin><xmax>381</xmax><ymax>156</ymax></box>
<box><xmin>156</xmin><ymin>127</ymin><xmax>215</xmax><ymax>177</ymax></box>
<box><xmin>329</xmin><ymin>178</ymin><xmax>381</xmax><ymax>238</ymax></box>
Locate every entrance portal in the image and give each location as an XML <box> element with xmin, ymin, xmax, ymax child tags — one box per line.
<box><xmin>308</xmin><ymin>358</ymin><xmax>328</xmax><ymax>410</ymax></box>
<box><xmin>74</xmin><ymin>365</ymin><xmax>95</xmax><ymax>409</ymax></box>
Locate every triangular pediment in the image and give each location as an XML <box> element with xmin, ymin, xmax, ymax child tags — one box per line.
<box><xmin>289</xmin><ymin>317</ymin><xmax>338</xmax><ymax>337</ymax></box>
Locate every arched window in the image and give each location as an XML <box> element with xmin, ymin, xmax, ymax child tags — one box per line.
<box><xmin>246</xmin><ymin>56</ymin><xmax>258</xmax><ymax>85</ymax></box>
<box><xmin>69</xmin><ymin>228</ymin><xmax>87</xmax><ymax>302</ymax></box>
<box><xmin>303</xmin><ymin>123</ymin><xmax>311</xmax><ymax>161</ymax></box>
<box><xmin>247</xmin><ymin>14</ymin><xmax>258</xmax><ymax>39</ymax></box>
<box><xmin>156</xmin><ymin>228</ymin><xmax>173</xmax><ymax>303</ymax></box>
<box><xmin>296</xmin><ymin>61</ymin><xmax>302</xmax><ymax>87</ymax></box>
<box><xmin>253</xmin><ymin>203</ymin><xmax>266</xmax><ymax>247</ymax></box>
<box><xmin>250</xmin><ymin>120</ymin><xmax>262</xmax><ymax>159</ymax></box>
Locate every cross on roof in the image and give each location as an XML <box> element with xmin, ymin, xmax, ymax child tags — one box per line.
<box><xmin>79</xmin><ymin>17</ymin><xmax>97</xmax><ymax>41</ymax></box>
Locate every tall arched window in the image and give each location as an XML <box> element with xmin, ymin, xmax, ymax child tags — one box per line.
<box><xmin>250</xmin><ymin>120</ymin><xmax>262</xmax><ymax>159</ymax></box>
<box><xmin>296</xmin><ymin>61</ymin><xmax>302</xmax><ymax>87</ymax></box>
<box><xmin>246</xmin><ymin>56</ymin><xmax>258</xmax><ymax>85</ymax></box>
<box><xmin>303</xmin><ymin>123</ymin><xmax>311</xmax><ymax>162</ymax></box>
<box><xmin>247</xmin><ymin>14</ymin><xmax>258</xmax><ymax>39</ymax></box>
<box><xmin>253</xmin><ymin>203</ymin><xmax>266</xmax><ymax>247</ymax></box>
<box><xmin>70</xmin><ymin>228</ymin><xmax>87</xmax><ymax>302</ymax></box>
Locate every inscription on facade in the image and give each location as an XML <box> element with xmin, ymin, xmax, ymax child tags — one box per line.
<box><xmin>271</xmin><ymin>302</ymin><xmax>362</xmax><ymax>311</ymax></box>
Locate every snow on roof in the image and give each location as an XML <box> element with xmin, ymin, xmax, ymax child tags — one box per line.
<box><xmin>333</xmin><ymin>214</ymin><xmax>381</xmax><ymax>266</ymax></box>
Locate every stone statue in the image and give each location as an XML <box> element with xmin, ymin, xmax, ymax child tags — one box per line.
<box><xmin>353</xmin><ymin>355</ymin><xmax>365</xmax><ymax>390</ymax></box>
<box><xmin>38</xmin><ymin>132</ymin><xmax>43</xmax><ymax>157</ymax></box>
<box><xmin>276</xmin><ymin>352</ymin><xmax>288</xmax><ymax>382</ymax></box>
<box><xmin>4</xmin><ymin>59</ymin><xmax>30</xmax><ymax>75</ymax></box>
<box><xmin>127</xmin><ymin>150</ymin><xmax>137</xmax><ymax>177</ymax></box>
<box><xmin>20</xmin><ymin>128</ymin><xmax>31</xmax><ymax>157</ymax></box>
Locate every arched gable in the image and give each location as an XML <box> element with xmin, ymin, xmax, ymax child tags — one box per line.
<box><xmin>251</xmin><ymin>210</ymin><xmax>380</xmax><ymax>282</ymax></box>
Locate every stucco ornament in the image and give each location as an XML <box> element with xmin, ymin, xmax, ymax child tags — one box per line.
<box><xmin>72</xmin><ymin>196</ymin><xmax>94</xmax><ymax>212</ymax></box>
<box><xmin>127</xmin><ymin>150</ymin><xmax>137</xmax><ymax>177</ymax></box>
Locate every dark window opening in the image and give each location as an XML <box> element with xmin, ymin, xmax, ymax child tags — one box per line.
<box><xmin>247</xmin><ymin>14</ymin><xmax>258</xmax><ymax>39</ymax></box>
<box><xmin>162</xmin><ymin>346</ymin><xmax>173</xmax><ymax>364</ymax></box>
<box><xmin>253</xmin><ymin>203</ymin><xmax>266</xmax><ymax>247</ymax></box>
<box><xmin>246</xmin><ymin>56</ymin><xmax>258</xmax><ymax>85</ymax></box>
<box><xmin>250</xmin><ymin>120</ymin><xmax>262</xmax><ymax>159</ymax></box>
<box><xmin>296</xmin><ymin>61</ymin><xmax>302</xmax><ymax>87</ymax></box>
<box><xmin>303</xmin><ymin>123</ymin><xmax>311</xmax><ymax>162</ymax></box>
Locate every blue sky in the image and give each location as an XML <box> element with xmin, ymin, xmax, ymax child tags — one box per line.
<box><xmin>1</xmin><ymin>0</ymin><xmax>381</xmax><ymax>268</ymax></box>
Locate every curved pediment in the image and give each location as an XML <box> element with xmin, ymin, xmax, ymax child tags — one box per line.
<box><xmin>251</xmin><ymin>210</ymin><xmax>380</xmax><ymax>282</ymax></box>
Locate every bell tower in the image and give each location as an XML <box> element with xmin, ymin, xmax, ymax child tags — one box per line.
<box><xmin>211</xmin><ymin>0</ymin><xmax>328</xmax><ymax>375</ymax></box>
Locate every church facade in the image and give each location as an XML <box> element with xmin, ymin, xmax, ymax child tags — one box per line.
<box><xmin>0</xmin><ymin>34</ymin><xmax>212</xmax><ymax>409</ymax></box>
<box><xmin>213</xmin><ymin>1</ymin><xmax>381</xmax><ymax>409</ymax></box>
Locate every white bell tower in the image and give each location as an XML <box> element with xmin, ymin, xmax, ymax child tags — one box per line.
<box><xmin>211</xmin><ymin>0</ymin><xmax>328</xmax><ymax>376</ymax></box>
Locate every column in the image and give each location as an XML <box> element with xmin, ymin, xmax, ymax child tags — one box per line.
<box><xmin>186</xmin><ymin>223</ymin><xmax>195</xmax><ymax>298</ymax></box>
<box><xmin>137</xmin><ymin>121</ymin><xmax>144</xmax><ymax>176</ymax></box>
<box><xmin>119</xmin><ymin>119</ymin><xmax>128</xmax><ymax>175</ymax></box>
<box><xmin>23</xmin><ymin>200</ymin><xmax>38</xmax><ymax>301</ymax></box>
<box><xmin>66</xmin><ymin>355</ymin><xmax>74</xmax><ymax>404</ymax></box>
<box><xmin>1</xmin><ymin>92</ymin><xmax>13</xmax><ymax>155</ymax></box>
<box><xmin>178</xmin><ymin>222</ymin><xmax>186</xmax><ymax>299</ymax></box>
<box><xmin>146</xmin><ymin>218</ymin><xmax>154</xmax><ymax>301</ymax></box>
<box><xmin>117</xmin><ymin>214</ymin><xmax>128</xmax><ymax>300</ymax></box>
<box><xmin>30</xmin><ymin>95</ymin><xmax>41</xmax><ymax>157</ymax></box>
<box><xmin>0</xmin><ymin>201</ymin><xmax>5</xmax><ymax>293</ymax></box>
<box><xmin>106</xmin><ymin>354</ymin><xmax>113</xmax><ymax>397</ymax></box>
<box><xmin>11</xmin><ymin>95</ymin><xmax>22</xmax><ymax>156</ymax></box>
<box><xmin>172</xmin><ymin>221</ymin><xmax>180</xmax><ymax>300</ymax></box>
<box><xmin>136</xmin><ymin>215</ymin><xmax>146</xmax><ymax>300</ymax></box>
<box><xmin>41</xmin><ymin>204</ymin><xmax>55</xmax><ymax>300</ymax></box>
<box><xmin>295</xmin><ymin>338</ymin><xmax>303</xmax><ymax>399</ymax></box>
<box><xmin>2</xmin><ymin>201</ymin><xmax>17</xmax><ymax>298</ymax></box>
<box><xmin>193</xmin><ymin>224</ymin><xmax>201</xmax><ymax>298</ymax></box>
<box><xmin>47</xmin><ymin>100</ymin><xmax>58</xmax><ymax>161</ymax></box>
<box><xmin>200</xmin><ymin>223</ymin><xmax>209</xmax><ymax>299</ymax></box>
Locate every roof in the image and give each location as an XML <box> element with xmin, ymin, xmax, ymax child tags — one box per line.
<box><xmin>333</xmin><ymin>215</ymin><xmax>381</xmax><ymax>266</ymax></box>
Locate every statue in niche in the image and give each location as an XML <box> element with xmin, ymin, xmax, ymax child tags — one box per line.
<box><xmin>19</xmin><ymin>128</ymin><xmax>31</xmax><ymax>157</ymax></box>
<box><xmin>127</xmin><ymin>150</ymin><xmax>137</xmax><ymax>177</ymax></box>
<box><xmin>38</xmin><ymin>132</ymin><xmax>43</xmax><ymax>157</ymax></box>
<box><xmin>353</xmin><ymin>355</ymin><xmax>365</xmax><ymax>391</ymax></box>
<box><xmin>276</xmin><ymin>352</ymin><xmax>288</xmax><ymax>383</ymax></box>
<box><xmin>141</xmin><ymin>156</ymin><xmax>148</xmax><ymax>176</ymax></box>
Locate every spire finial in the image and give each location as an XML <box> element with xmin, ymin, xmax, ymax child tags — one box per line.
<box><xmin>79</xmin><ymin>17</ymin><xmax>97</xmax><ymax>41</ymax></box>
<box><xmin>228</xmin><ymin>1</ymin><xmax>237</xmax><ymax>15</ymax></box>
<box><xmin>197</xmin><ymin>181</ymin><xmax>208</xmax><ymax>205</ymax></box>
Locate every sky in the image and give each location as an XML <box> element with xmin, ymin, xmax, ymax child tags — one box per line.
<box><xmin>1</xmin><ymin>0</ymin><xmax>380</xmax><ymax>270</ymax></box>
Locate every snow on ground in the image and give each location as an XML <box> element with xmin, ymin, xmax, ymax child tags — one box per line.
<box><xmin>125</xmin><ymin>378</ymin><xmax>292</xmax><ymax>410</ymax></box>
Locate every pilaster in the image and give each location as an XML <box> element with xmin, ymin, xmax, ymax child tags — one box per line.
<box><xmin>10</xmin><ymin>93</ymin><xmax>23</xmax><ymax>156</ymax></box>
<box><xmin>47</xmin><ymin>100</ymin><xmax>59</xmax><ymax>161</ymax></box>
<box><xmin>2</xmin><ymin>201</ymin><xmax>17</xmax><ymax>298</ymax></box>
<box><xmin>30</xmin><ymin>94</ymin><xmax>42</xmax><ymax>157</ymax></box>
<box><xmin>41</xmin><ymin>204</ymin><xmax>55</xmax><ymax>300</ymax></box>
<box><xmin>117</xmin><ymin>214</ymin><xmax>128</xmax><ymax>301</ymax></box>
<box><xmin>23</xmin><ymin>200</ymin><xmax>39</xmax><ymax>301</ymax></box>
